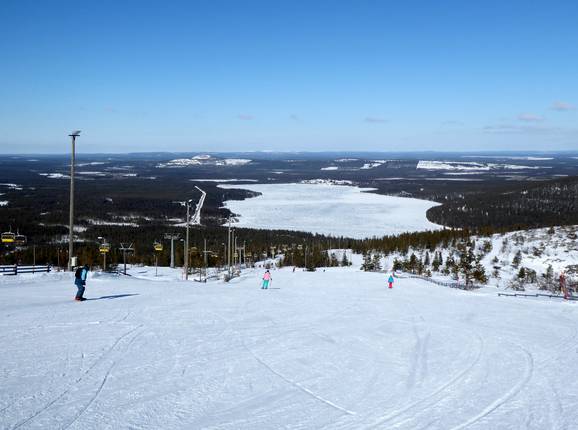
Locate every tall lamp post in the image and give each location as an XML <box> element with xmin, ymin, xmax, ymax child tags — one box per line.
<box><xmin>68</xmin><ymin>130</ymin><xmax>81</xmax><ymax>271</ymax></box>
<box><xmin>184</xmin><ymin>198</ymin><xmax>192</xmax><ymax>280</ymax></box>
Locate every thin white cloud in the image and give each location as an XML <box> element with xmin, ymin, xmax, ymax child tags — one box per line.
<box><xmin>237</xmin><ymin>114</ymin><xmax>254</xmax><ymax>121</ymax></box>
<box><xmin>551</xmin><ymin>101</ymin><xmax>575</xmax><ymax>111</ymax></box>
<box><xmin>364</xmin><ymin>116</ymin><xmax>388</xmax><ymax>123</ymax></box>
<box><xmin>483</xmin><ymin>124</ymin><xmax>556</xmax><ymax>134</ymax></box>
<box><xmin>517</xmin><ymin>113</ymin><xmax>544</xmax><ymax>122</ymax></box>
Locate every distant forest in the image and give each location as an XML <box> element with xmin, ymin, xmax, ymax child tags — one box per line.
<box><xmin>427</xmin><ymin>176</ymin><xmax>578</xmax><ymax>230</ymax></box>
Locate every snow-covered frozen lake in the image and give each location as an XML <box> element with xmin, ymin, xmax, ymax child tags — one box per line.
<box><xmin>220</xmin><ymin>183</ymin><xmax>442</xmax><ymax>238</ymax></box>
<box><xmin>1</xmin><ymin>267</ymin><xmax>577</xmax><ymax>429</ymax></box>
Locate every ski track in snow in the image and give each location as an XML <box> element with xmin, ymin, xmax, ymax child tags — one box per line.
<box><xmin>1</xmin><ymin>267</ymin><xmax>577</xmax><ymax>429</ymax></box>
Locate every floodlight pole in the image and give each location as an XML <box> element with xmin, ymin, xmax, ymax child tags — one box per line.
<box><xmin>184</xmin><ymin>200</ymin><xmax>191</xmax><ymax>280</ymax></box>
<box><xmin>227</xmin><ymin>218</ymin><xmax>232</xmax><ymax>276</ymax></box>
<box><xmin>67</xmin><ymin>131</ymin><xmax>80</xmax><ymax>271</ymax></box>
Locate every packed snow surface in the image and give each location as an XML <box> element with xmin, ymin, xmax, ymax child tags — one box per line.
<box><xmin>219</xmin><ymin>183</ymin><xmax>441</xmax><ymax>238</ymax></box>
<box><xmin>1</xmin><ymin>267</ymin><xmax>577</xmax><ymax>429</ymax></box>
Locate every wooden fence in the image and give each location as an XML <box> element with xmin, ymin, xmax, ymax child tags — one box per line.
<box><xmin>396</xmin><ymin>272</ymin><xmax>479</xmax><ymax>290</ymax></box>
<box><xmin>0</xmin><ymin>265</ymin><xmax>51</xmax><ymax>275</ymax></box>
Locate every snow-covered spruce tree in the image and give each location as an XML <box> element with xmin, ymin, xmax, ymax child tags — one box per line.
<box><xmin>340</xmin><ymin>252</ymin><xmax>350</xmax><ymax>267</ymax></box>
<box><xmin>406</xmin><ymin>253</ymin><xmax>418</xmax><ymax>273</ymax></box>
<box><xmin>473</xmin><ymin>261</ymin><xmax>488</xmax><ymax>284</ymax></box>
<box><xmin>459</xmin><ymin>247</ymin><xmax>475</xmax><ymax>287</ymax></box>
<box><xmin>330</xmin><ymin>253</ymin><xmax>339</xmax><ymax>267</ymax></box>
<box><xmin>424</xmin><ymin>251</ymin><xmax>431</xmax><ymax>267</ymax></box>
<box><xmin>432</xmin><ymin>252</ymin><xmax>441</xmax><ymax>272</ymax></box>
<box><xmin>501</xmin><ymin>237</ymin><xmax>509</xmax><ymax>253</ymax></box>
<box><xmin>417</xmin><ymin>258</ymin><xmax>424</xmax><ymax>275</ymax></box>
<box><xmin>392</xmin><ymin>258</ymin><xmax>403</xmax><ymax>272</ymax></box>
<box><xmin>372</xmin><ymin>253</ymin><xmax>382</xmax><ymax>272</ymax></box>
<box><xmin>361</xmin><ymin>253</ymin><xmax>374</xmax><ymax>272</ymax></box>
<box><xmin>481</xmin><ymin>240</ymin><xmax>493</xmax><ymax>255</ymax></box>
<box><xmin>511</xmin><ymin>250</ymin><xmax>523</xmax><ymax>269</ymax></box>
<box><xmin>443</xmin><ymin>255</ymin><xmax>454</xmax><ymax>276</ymax></box>
<box><xmin>539</xmin><ymin>265</ymin><xmax>556</xmax><ymax>291</ymax></box>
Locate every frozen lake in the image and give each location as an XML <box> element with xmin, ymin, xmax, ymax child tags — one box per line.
<box><xmin>219</xmin><ymin>183</ymin><xmax>442</xmax><ymax>238</ymax></box>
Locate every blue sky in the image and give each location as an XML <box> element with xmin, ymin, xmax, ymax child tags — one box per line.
<box><xmin>1</xmin><ymin>0</ymin><xmax>577</xmax><ymax>153</ymax></box>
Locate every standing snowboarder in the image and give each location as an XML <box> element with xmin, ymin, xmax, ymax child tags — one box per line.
<box><xmin>74</xmin><ymin>264</ymin><xmax>89</xmax><ymax>301</ymax></box>
<box><xmin>388</xmin><ymin>274</ymin><xmax>394</xmax><ymax>289</ymax></box>
<box><xmin>262</xmin><ymin>270</ymin><xmax>272</xmax><ymax>289</ymax></box>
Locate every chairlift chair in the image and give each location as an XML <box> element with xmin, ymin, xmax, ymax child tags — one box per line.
<box><xmin>14</xmin><ymin>232</ymin><xmax>27</xmax><ymax>246</ymax></box>
<box><xmin>99</xmin><ymin>242</ymin><xmax>110</xmax><ymax>253</ymax></box>
<box><xmin>153</xmin><ymin>242</ymin><xmax>163</xmax><ymax>252</ymax></box>
<box><xmin>1</xmin><ymin>230</ymin><xmax>15</xmax><ymax>244</ymax></box>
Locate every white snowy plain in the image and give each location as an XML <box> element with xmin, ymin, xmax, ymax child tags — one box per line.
<box><xmin>219</xmin><ymin>183</ymin><xmax>442</xmax><ymax>238</ymax></box>
<box><xmin>1</xmin><ymin>266</ymin><xmax>577</xmax><ymax>430</ymax></box>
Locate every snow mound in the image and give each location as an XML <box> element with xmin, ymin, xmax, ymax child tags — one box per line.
<box><xmin>157</xmin><ymin>155</ymin><xmax>251</xmax><ymax>168</ymax></box>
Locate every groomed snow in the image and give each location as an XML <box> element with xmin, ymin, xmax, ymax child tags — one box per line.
<box><xmin>1</xmin><ymin>267</ymin><xmax>577</xmax><ymax>429</ymax></box>
<box><xmin>219</xmin><ymin>183</ymin><xmax>441</xmax><ymax>238</ymax></box>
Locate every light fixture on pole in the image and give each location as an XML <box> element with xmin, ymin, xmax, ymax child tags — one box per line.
<box><xmin>68</xmin><ymin>130</ymin><xmax>81</xmax><ymax>271</ymax></box>
<box><xmin>184</xmin><ymin>186</ymin><xmax>207</xmax><ymax>281</ymax></box>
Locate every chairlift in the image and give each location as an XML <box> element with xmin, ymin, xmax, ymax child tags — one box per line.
<box><xmin>14</xmin><ymin>232</ymin><xmax>27</xmax><ymax>246</ymax></box>
<box><xmin>99</xmin><ymin>242</ymin><xmax>110</xmax><ymax>253</ymax></box>
<box><xmin>153</xmin><ymin>241</ymin><xmax>164</xmax><ymax>252</ymax></box>
<box><xmin>1</xmin><ymin>229</ymin><xmax>15</xmax><ymax>244</ymax></box>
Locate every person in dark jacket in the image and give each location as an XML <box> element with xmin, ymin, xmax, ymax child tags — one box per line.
<box><xmin>74</xmin><ymin>265</ymin><xmax>89</xmax><ymax>301</ymax></box>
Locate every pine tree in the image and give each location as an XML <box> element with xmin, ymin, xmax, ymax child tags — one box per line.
<box><xmin>361</xmin><ymin>253</ymin><xmax>373</xmax><ymax>272</ymax></box>
<box><xmin>372</xmin><ymin>253</ymin><xmax>382</xmax><ymax>271</ymax></box>
<box><xmin>473</xmin><ymin>262</ymin><xmax>488</xmax><ymax>284</ymax></box>
<box><xmin>512</xmin><ymin>250</ymin><xmax>522</xmax><ymax>268</ymax></box>
<box><xmin>330</xmin><ymin>253</ymin><xmax>339</xmax><ymax>267</ymax></box>
<box><xmin>432</xmin><ymin>252</ymin><xmax>441</xmax><ymax>271</ymax></box>
<box><xmin>340</xmin><ymin>252</ymin><xmax>350</xmax><ymax>267</ymax></box>
<box><xmin>424</xmin><ymin>251</ymin><xmax>431</xmax><ymax>267</ymax></box>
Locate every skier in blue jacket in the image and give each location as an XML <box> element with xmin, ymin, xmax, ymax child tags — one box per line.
<box><xmin>74</xmin><ymin>265</ymin><xmax>89</xmax><ymax>301</ymax></box>
<box><xmin>388</xmin><ymin>274</ymin><xmax>394</xmax><ymax>289</ymax></box>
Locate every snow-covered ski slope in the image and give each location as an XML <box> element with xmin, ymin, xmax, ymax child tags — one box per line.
<box><xmin>1</xmin><ymin>267</ymin><xmax>577</xmax><ymax>429</ymax></box>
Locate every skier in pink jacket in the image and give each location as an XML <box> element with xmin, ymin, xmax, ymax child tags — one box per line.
<box><xmin>262</xmin><ymin>270</ymin><xmax>272</xmax><ymax>289</ymax></box>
